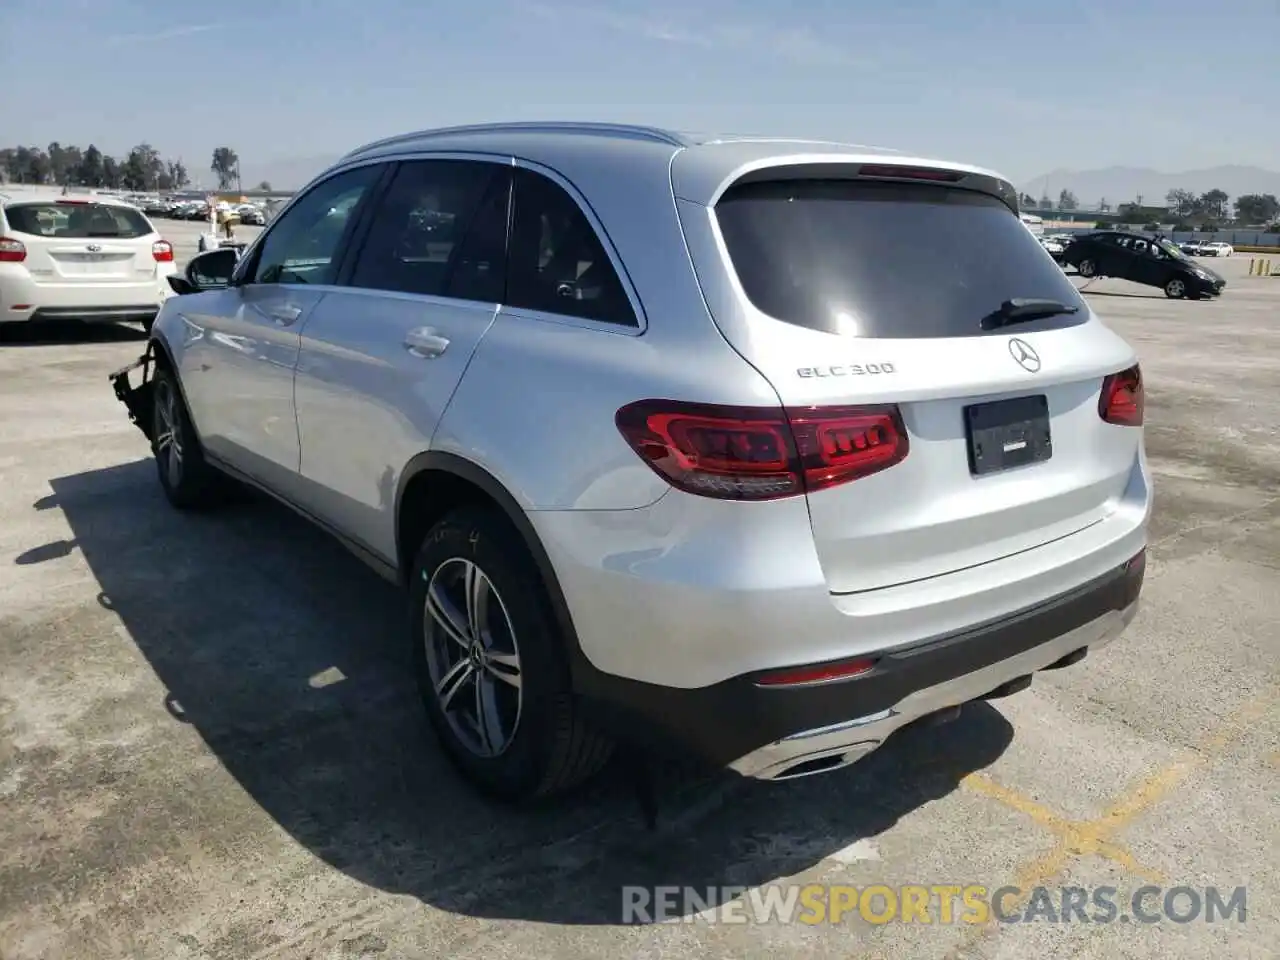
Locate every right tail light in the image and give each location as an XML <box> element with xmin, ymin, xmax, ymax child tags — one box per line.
<box><xmin>615</xmin><ymin>399</ymin><xmax>909</xmax><ymax>501</ymax></box>
<box><xmin>1099</xmin><ymin>364</ymin><xmax>1144</xmax><ymax>426</ymax></box>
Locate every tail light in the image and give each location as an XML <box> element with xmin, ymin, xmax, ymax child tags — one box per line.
<box><xmin>152</xmin><ymin>240</ymin><xmax>174</xmax><ymax>263</ymax></box>
<box><xmin>614</xmin><ymin>400</ymin><xmax>909</xmax><ymax>501</ymax></box>
<box><xmin>1099</xmin><ymin>364</ymin><xmax>1144</xmax><ymax>426</ymax></box>
<box><xmin>0</xmin><ymin>237</ymin><xmax>26</xmax><ymax>263</ymax></box>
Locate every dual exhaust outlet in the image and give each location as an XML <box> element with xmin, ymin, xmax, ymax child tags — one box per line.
<box><xmin>761</xmin><ymin>646</ymin><xmax>1090</xmax><ymax>782</ymax></box>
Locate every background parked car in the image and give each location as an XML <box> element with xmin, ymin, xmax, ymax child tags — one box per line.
<box><xmin>1201</xmin><ymin>241</ymin><xmax>1233</xmax><ymax>257</ymax></box>
<box><xmin>1061</xmin><ymin>231</ymin><xmax>1225</xmax><ymax>299</ymax></box>
<box><xmin>0</xmin><ymin>195</ymin><xmax>176</xmax><ymax>331</ymax></box>
<box><xmin>236</xmin><ymin>204</ymin><xmax>267</xmax><ymax>225</ymax></box>
<box><xmin>1039</xmin><ymin>236</ymin><xmax>1066</xmax><ymax>262</ymax></box>
<box><xmin>1180</xmin><ymin>240</ymin><xmax>1207</xmax><ymax>256</ymax></box>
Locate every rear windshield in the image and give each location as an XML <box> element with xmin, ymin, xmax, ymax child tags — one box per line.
<box><xmin>715</xmin><ymin>180</ymin><xmax>1088</xmax><ymax>338</ymax></box>
<box><xmin>4</xmin><ymin>202</ymin><xmax>153</xmax><ymax>239</ymax></box>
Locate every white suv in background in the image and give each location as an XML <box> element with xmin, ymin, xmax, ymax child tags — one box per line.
<box><xmin>112</xmin><ymin>123</ymin><xmax>1150</xmax><ymax>802</ymax></box>
<box><xmin>0</xmin><ymin>195</ymin><xmax>176</xmax><ymax>330</ymax></box>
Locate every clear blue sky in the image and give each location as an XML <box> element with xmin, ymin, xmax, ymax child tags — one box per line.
<box><xmin>2</xmin><ymin>0</ymin><xmax>1277</xmax><ymax>186</ymax></box>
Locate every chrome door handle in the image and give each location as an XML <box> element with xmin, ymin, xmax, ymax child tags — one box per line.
<box><xmin>269</xmin><ymin>304</ymin><xmax>302</xmax><ymax>326</ymax></box>
<box><xmin>405</xmin><ymin>327</ymin><xmax>450</xmax><ymax>359</ymax></box>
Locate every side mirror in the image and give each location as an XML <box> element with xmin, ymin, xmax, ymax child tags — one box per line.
<box><xmin>167</xmin><ymin>275</ymin><xmax>197</xmax><ymax>296</ymax></box>
<box><xmin>183</xmin><ymin>248</ymin><xmax>241</xmax><ymax>291</ymax></box>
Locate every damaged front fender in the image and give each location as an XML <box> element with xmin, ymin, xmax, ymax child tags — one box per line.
<box><xmin>109</xmin><ymin>341</ymin><xmax>158</xmax><ymax>443</ymax></box>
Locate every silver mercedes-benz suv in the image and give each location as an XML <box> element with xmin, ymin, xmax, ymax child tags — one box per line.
<box><xmin>111</xmin><ymin>122</ymin><xmax>1150</xmax><ymax>801</ymax></box>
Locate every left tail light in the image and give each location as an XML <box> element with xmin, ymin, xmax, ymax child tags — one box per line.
<box><xmin>614</xmin><ymin>399</ymin><xmax>909</xmax><ymax>501</ymax></box>
<box><xmin>152</xmin><ymin>240</ymin><xmax>174</xmax><ymax>263</ymax></box>
<box><xmin>0</xmin><ymin>237</ymin><xmax>27</xmax><ymax>263</ymax></box>
<box><xmin>1099</xmin><ymin>364</ymin><xmax>1144</xmax><ymax>426</ymax></box>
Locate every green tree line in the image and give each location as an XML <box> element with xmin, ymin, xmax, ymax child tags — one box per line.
<box><xmin>0</xmin><ymin>143</ymin><xmax>251</xmax><ymax>193</ymax></box>
<box><xmin>1021</xmin><ymin>185</ymin><xmax>1278</xmax><ymax>225</ymax></box>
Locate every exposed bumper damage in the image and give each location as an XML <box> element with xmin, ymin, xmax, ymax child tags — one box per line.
<box><xmin>109</xmin><ymin>342</ymin><xmax>158</xmax><ymax>444</ymax></box>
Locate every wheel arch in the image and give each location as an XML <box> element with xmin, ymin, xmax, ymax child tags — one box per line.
<box><xmin>147</xmin><ymin>330</ymin><xmax>209</xmax><ymax>438</ymax></box>
<box><xmin>394</xmin><ymin>452</ymin><xmax>589</xmax><ymax>678</ymax></box>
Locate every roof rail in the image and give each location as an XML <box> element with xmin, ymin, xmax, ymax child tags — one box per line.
<box><xmin>342</xmin><ymin>121</ymin><xmax>688</xmax><ymax>159</ymax></box>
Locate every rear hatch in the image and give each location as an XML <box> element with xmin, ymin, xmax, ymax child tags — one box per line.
<box><xmin>688</xmin><ymin>163</ymin><xmax>1141</xmax><ymax>594</ymax></box>
<box><xmin>3</xmin><ymin>200</ymin><xmax>160</xmax><ymax>283</ymax></box>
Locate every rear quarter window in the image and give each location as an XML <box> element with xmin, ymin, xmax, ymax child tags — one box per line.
<box><xmin>4</xmin><ymin>202</ymin><xmax>154</xmax><ymax>240</ymax></box>
<box><xmin>714</xmin><ymin>179</ymin><xmax>1088</xmax><ymax>339</ymax></box>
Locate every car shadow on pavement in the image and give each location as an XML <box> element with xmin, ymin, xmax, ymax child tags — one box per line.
<box><xmin>45</xmin><ymin>458</ymin><xmax>1015</xmax><ymax>926</ymax></box>
<box><xmin>0</xmin><ymin>320</ymin><xmax>147</xmax><ymax>347</ymax></box>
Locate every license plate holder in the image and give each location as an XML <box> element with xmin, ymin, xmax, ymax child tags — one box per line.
<box><xmin>964</xmin><ymin>394</ymin><xmax>1052</xmax><ymax>476</ymax></box>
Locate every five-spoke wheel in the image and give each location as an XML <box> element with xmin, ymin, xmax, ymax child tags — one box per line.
<box><xmin>423</xmin><ymin>558</ymin><xmax>523</xmax><ymax>758</ymax></box>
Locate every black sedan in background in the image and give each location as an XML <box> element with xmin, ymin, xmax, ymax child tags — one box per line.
<box><xmin>1061</xmin><ymin>231</ymin><xmax>1226</xmax><ymax>299</ymax></box>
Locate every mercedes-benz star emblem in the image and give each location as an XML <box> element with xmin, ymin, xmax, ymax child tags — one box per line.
<box><xmin>86</xmin><ymin>244</ymin><xmax>102</xmax><ymax>253</ymax></box>
<box><xmin>1008</xmin><ymin>337</ymin><xmax>1041</xmax><ymax>373</ymax></box>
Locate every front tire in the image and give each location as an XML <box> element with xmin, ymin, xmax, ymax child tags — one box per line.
<box><xmin>151</xmin><ymin>366</ymin><xmax>224</xmax><ymax>509</ymax></box>
<box><xmin>1078</xmin><ymin>259</ymin><xmax>1098</xmax><ymax>278</ymax></box>
<box><xmin>409</xmin><ymin>506</ymin><xmax>612</xmax><ymax>801</ymax></box>
<box><xmin>1164</xmin><ymin>278</ymin><xmax>1188</xmax><ymax>299</ymax></box>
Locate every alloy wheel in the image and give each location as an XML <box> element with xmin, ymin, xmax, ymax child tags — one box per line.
<box><xmin>1166</xmin><ymin>279</ymin><xmax>1185</xmax><ymax>298</ymax></box>
<box><xmin>423</xmin><ymin>558</ymin><xmax>523</xmax><ymax>758</ymax></box>
<box><xmin>154</xmin><ymin>380</ymin><xmax>184</xmax><ymax>488</ymax></box>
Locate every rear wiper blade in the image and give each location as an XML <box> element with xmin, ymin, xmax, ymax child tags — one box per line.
<box><xmin>981</xmin><ymin>297</ymin><xmax>1080</xmax><ymax>330</ymax></box>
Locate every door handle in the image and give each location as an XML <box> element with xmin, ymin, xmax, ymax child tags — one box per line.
<box><xmin>269</xmin><ymin>304</ymin><xmax>302</xmax><ymax>326</ymax></box>
<box><xmin>404</xmin><ymin>327</ymin><xmax>450</xmax><ymax>359</ymax></box>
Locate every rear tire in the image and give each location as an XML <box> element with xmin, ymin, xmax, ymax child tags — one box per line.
<box><xmin>151</xmin><ymin>366</ymin><xmax>224</xmax><ymax>509</ymax></box>
<box><xmin>409</xmin><ymin>505</ymin><xmax>613</xmax><ymax>801</ymax></box>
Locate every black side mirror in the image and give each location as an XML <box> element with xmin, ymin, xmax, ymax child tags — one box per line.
<box><xmin>183</xmin><ymin>248</ymin><xmax>241</xmax><ymax>292</ymax></box>
<box><xmin>167</xmin><ymin>275</ymin><xmax>197</xmax><ymax>295</ymax></box>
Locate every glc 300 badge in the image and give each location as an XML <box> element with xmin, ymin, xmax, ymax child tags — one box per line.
<box><xmin>797</xmin><ymin>362</ymin><xmax>896</xmax><ymax>378</ymax></box>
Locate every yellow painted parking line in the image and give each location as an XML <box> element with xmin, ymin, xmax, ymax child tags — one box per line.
<box><xmin>1097</xmin><ymin>690</ymin><xmax>1275</xmax><ymax>834</ymax></box>
<box><xmin>963</xmin><ymin>773</ymin><xmax>1165</xmax><ymax>884</ymax></box>
<box><xmin>944</xmin><ymin>688</ymin><xmax>1276</xmax><ymax>958</ymax></box>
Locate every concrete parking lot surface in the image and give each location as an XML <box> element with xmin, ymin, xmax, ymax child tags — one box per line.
<box><xmin>1</xmin><ymin>253</ymin><xmax>1276</xmax><ymax>959</ymax></box>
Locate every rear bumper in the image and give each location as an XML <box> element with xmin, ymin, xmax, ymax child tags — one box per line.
<box><xmin>27</xmin><ymin>305</ymin><xmax>159</xmax><ymax>323</ymax></box>
<box><xmin>576</xmin><ymin>551</ymin><xmax>1144</xmax><ymax>779</ymax></box>
<box><xmin>0</xmin><ymin>271</ymin><xmax>171</xmax><ymax>323</ymax></box>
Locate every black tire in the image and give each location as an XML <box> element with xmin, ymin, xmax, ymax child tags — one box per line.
<box><xmin>151</xmin><ymin>366</ymin><xmax>224</xmax><ymax>509</ymax></box>
<box><xmin>409</xmin><ymin>505</ymin><xmax>613</xmax><ymax>801</ymax></box>
<box><xmin>1078</xmin><ymin>259</ymin><xmax>1098</xmax><ymax>278</ymax></box>
<box><xmin>1164</xmin><ymin>277</ymin><xmax>1188</xmax><ymax>299</ymax></box>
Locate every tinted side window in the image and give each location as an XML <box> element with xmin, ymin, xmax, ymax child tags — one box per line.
<box><xmin>252</xmin><ymin>165</ymin><xmax>382</xmax><ymax>286</ymax></box>
<box><xmin>445</xmin><ymin>170</ymin><xmax>511</xmax><ymax>303</ymax></box>
<box><xmin>715</xmin><ymin>179</ymin><xmax>1087</xmax><ymax>339</ymax></box>
<box><xmin>506</xmin><ymin>167</ymin><xmax>636</xmax><ymax>326</ymax></box>
<box><xmin>348</xmin><ymin>160</ymin><xmax>502</xmax><ymax>298</ymax></box>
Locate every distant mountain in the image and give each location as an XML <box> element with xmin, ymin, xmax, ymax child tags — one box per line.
<box><xmin>1020</xmin><ymin>165</ymin><xmax>1280</xmax><ymax>207</ymax></box>
<box><xmin>240</xmin><ymin>154</ymin><xmax>341</xmax><ymax>192</ymax></box>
